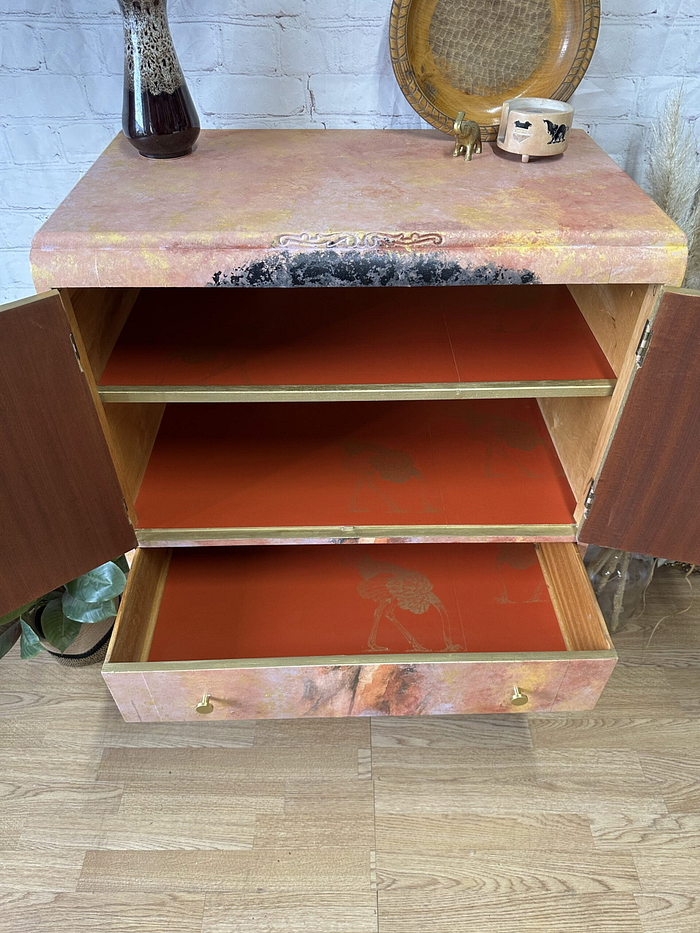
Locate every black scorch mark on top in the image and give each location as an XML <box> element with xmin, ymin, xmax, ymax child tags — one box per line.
<box><xmin>209</xmin><ymin>251</ymin><xmax>540</xmax><ymax>288</ymax></box>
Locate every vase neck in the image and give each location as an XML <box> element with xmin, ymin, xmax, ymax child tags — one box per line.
<box><xmin>118</xmin><ymin>0</ymin><xmax>184</xmax><ymax>97</ymax></box>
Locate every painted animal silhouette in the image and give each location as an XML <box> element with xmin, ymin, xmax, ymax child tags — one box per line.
<box><xmin>357</xmin><ymin>555</ymin><xmax>463</xmax><ymax>653</ymax></box>
<box><xmin>544</xmin><ymin>119</ymin><xmax>568</xmax><ymax>144</ymax></box>
<box><xmin>456</xmin><ymin>407</ymin><xmax>550</xmax><ymax>479</ymax></box>
<box><xmin>514</xmin><ymin>120</ymin><xmax>532</xmax><ymax>130</ymax></box>
<box><xmin>495</xmin><ymin>544</ymin><xmax>547</xmax><ymax>606</ymax></box>
<box><xmin>344</xmin><ymin>440</ymin><xmax>437</xmax><ymax>513</ymax></box>
<box><xmin>452</xmin><ymin>111</ymin><xmax>482</xmax><ymax>162</ymax></box>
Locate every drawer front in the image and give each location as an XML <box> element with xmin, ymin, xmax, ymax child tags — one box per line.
<box><xmin>103</xmin><ymin>543</ymin><xmax>616</xmax><ymax>722</ymax></box>
<box><xmin>103</xmin><ymin>654</ymin><xmax>616</xmax><ymax>722</ymax></box>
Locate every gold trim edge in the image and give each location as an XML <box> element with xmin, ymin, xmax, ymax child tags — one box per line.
<box><xmin>99</xmin><ymin>379</ymin><xmax>616</xmax><ymax>403</ymax></box>
<box><xmin>103</xmin><ymin>647</ymin><xmax>618</xmax><ymax>674</ymax></box>
<box><xmin>136</xmin><ymin>524</ymin><xmax>578</xmax><ymax>544</ymax></box>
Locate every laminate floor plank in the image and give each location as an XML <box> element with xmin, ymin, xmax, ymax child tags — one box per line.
<box><xmin>591</xmin><ymin>812</ymin><xmax>700</xmax><ymax>850</ymax></box>
<box><xmin>371</xmin><ymin>748</ymin><xmax>538</xmax><ymax>783</ymax></box>
<box><xmin>253</xmin><ymin>718</ymin><xmax>371</xmax><ymax>747</ymax></box>
<box><xmin>2</xmin><ymin>779</ymin><xmax>123</xmax><ymax>817</ymax></box>
<box><xmin>618</xmin><ymin>647</ymin><xmax>700</xmax><ymax>669</ymax></box>
<box><xmin>592</xmin><ymin>663</ymin><xmax>682</xmax><ymax>713</ymax></box>
<box><xmin>636</xmin><ymin>894</ymin><xmax>700</xmax><ymax>933</ymax></box>
<box><xmin>0</xmin><ymin>689</ymin><xmax>116</xmax><ymax>719</ymax></box>
<box><xmin>610</xmin><ymin>566</ymin><xmax>699</xmax><ymax>652</ymax></box>
<box><xmin>661</xmin><ymin>668</ymin><xmax>700</xmax><ymax>713</ymax></box>
<box><xmin>119</xmin><ymin>781</ymin><xmax>286</xmax><ymax>812</ymax></box>
<box><xmin>375</xmin><ymin>811</ymin><xmax>595</xmax><ymax>853</ymax></box>
<box><xmin>0</xmin><ymin>892</ymin><xmax>205</xmax><ymax>933</ymax></box>
<box><xmin>0</xmin><ymin>817</ymin><xmax>22</xmax><ymax>851</ymax></box>
<box><xmin>0</xmin><ymin>747</ymin><xmax>104</xmax><ymax>782</ymax></box>
<box><xmin>253</xmin><ymin>779</ymin><xmax>376</xmax><ymax>848</ymax></box>
<box><xmin>100</xmin><ymin>817</ymin><xmax>256</xmax><ymax>851</ymax></box>
<box><xmin>0</xmin><ymin>847</ymin><xmax>87</xmax><ymax>894</ymax></box>
<box><xmin>0</xmin><ymin>718</ymin><xmax>47</xmax><ymax>749</ymax></box>
<box><xmin>377</xmin><ymin>851</ymin><xmax>641</xmax><ymax>895</ymax></box>
<box><xmin>20</xmin><ymin>805</ymin><xmax>256</xmax><ymax>852</ymax></box>
<box><xmin>637</xmin><ymin>752</ymin><xmax>700</xmax><ymax>813</ymax></box>
<box><xmin>19</xmin><ymin>814</ymin><xmax>106</xmax><ymax>852</ymax></box>
<box><xmin>0</xmin><ymin>652</ymin><xmax>107</xmax><ymax>696</ymax></box>
<box><xmin>374</xmin><ymin>779</ymin><xmax>667</xmax><ymax>815</ymax></box>
<box><xmin>100</xmin><ymin>720</ymin><xmax>257</xmax><ymax>749</ymax></box>
<box><xmin>634</xmin><ymin>854</ymin><xmax>700</xmax><ymax>893</ymax></box>
<box><xmin>203</xmin><ymin>893</ymin><xmax>378</xmax><ymax>933</ymax></box>
<box><xmin>78</xmin><ymin>848</ymin><xmax>372</xmax><ymax>894</ymax></box>
<box><xmin>376</xmin><ymin>892</ymin><xmax>643</xmax><ymax>933</ymax></box>
<box><xmin>529</xmin><ymin>717</ymin><xmax>700</xmax><ymax>750</ymax></box>
<box><xmin>371</xmin><ymin>715</ymin><xmax>532</xmax><ymax>748</ymax></box>
<box><xmin>97</xmin><ymin>746</ymin><xmax>363</xmax><ymax>783</ymax></box>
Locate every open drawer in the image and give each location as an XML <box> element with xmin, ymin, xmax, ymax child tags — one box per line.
<box><xmin>103</xmin><ymin>542</ymin><xmax>616</xmax><ymax>721</ymax></box>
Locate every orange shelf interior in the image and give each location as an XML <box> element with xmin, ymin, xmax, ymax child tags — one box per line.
<box><xmin>134</xmin><ymin>399</ymin><xmax>576</xmax><ymax>530</ymax></box>
<box><xmin>148</xmin><ymin>543</ymin><xmax>567</xmax><ymax>662</ymax></box>
<box><xmin>101</xmin><ymin>285</ymin><xmax>614</xmax><ymax>387</ymax></box>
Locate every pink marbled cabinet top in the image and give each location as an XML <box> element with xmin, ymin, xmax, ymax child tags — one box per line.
<box><xmin>31</xmin><ymin>129</ymin><xmax>687</xmax><ymax>289</ymax></box>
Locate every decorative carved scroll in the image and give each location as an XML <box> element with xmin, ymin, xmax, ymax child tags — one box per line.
<box><xmin>273</xmin><ymin>232</ymin><xmax>445</xmax><ymax>249</ymax></box>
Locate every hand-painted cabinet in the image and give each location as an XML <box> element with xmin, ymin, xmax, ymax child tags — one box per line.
<box><xmin>2</xmin><ymin>129</ymin><xmax>697</xmax><ymax>721</ymax></box>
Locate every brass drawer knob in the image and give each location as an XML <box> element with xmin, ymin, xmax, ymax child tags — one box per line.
<box><xmin>511</xmin><ymin>686</ymin><xmax>529</xmax><ymax>707</ymax></box>
<box><xmin>195</xmin><ymin>693</ymin><xmax>214</xmax><ymax>714</ymax></box>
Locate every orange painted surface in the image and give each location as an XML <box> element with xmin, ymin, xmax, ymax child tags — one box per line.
<box><xmin>101</xmin><ymin>285</ymin><xmax>614</xmax><ymax>387</ymax></box>
<box><xmin>32</xmin><ymin>130</ymin><xmax>687</xmax><ymax>289</ymax></box>
<box><xmin>147</xmin><ymin>543</ymin><xmax>566</xmax><ymax>662</ymax></box>
<box><xmin>134</xmin><ymin>399</ymin><xmax>576</xmax><ymax>530</ymax></box>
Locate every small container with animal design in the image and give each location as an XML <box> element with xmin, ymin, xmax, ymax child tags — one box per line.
<box><xmin>497</xmin><ymin>98</ymin><xmax>574</xmax><ymax>163</ymax></box>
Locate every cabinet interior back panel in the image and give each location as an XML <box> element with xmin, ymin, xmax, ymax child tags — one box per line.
<box><xmin>99</xmin><ymin>285</ymin><xmax>614</xmax><ymax>389</ymax></box>
<box><xmin>147</xmin><ymin>543</ymin><xmax>566</xmax><ymax>661</ymax></box>
<box><xmin>134</xmin><ymin>399</ymin><xmax>576</xmax><ymax>530</ymax></box>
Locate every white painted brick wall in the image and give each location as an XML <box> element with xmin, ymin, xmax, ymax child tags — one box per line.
<box><xmin>1</xmin><ymin>0</ymin><xmax>698</xmax><ymax>302</ymax></box>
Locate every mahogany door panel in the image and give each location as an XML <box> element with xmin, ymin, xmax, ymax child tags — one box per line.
<box><xmin>581</xmin><ymin>287</ymin><xmax>700</xmax><ymax>563</ymax></box>
<box><xmin>0</xmin><ymin>292</ymin><xmax>136</xmax><ymax>617</ymax></box>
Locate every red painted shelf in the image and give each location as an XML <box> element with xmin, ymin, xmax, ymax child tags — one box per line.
<box><xmin>134</xmin><ymin>398</ymin><xmax>576</xmax><ymax>536</ymax></box>
<box><xmin>100</xmin><ymin>285</ymin><xmax>615</xmax><ymax>399</ymax></box>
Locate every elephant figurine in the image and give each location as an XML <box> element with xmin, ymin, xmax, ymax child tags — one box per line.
<box><xmin>452</xmin><ymin>112</ymin><xmax>482</xmax><ymax>162</ymax></box>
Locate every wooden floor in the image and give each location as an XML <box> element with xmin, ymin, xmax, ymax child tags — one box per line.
<box><xmin>1</xmin><ymin>564</ymin><xmax>698</xmax><ymax>932</ymax></box>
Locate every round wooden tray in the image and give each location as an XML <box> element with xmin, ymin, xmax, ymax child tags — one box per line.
<box><xmin>389</xmin><ymin>0</ymin><xmax>599</xmax><ymax>141</ymax></box>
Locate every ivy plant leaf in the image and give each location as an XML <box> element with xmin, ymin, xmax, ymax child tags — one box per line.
<box><xmin>40</xmin><ymin>599</ymin><xmax>82</xmax><ymax>653</ymax></box>
<box><xmin>0</xmin><ymin>599</ymin><xmax>37</xmax><ymax>629</ymax></box>
<box><xmin>0</xmin><ymin>619</ymin><xmax>22</xmax><ymax>659</ymax></box>
<box><xmin>113</xmin><ymin>555</ymin><xmax>130</xmax><ymax>575</ymax></box>
<box><xmin>65</xmin><ymin>562</ymin><xmax>126</xmax><ymax>603</ymax></box>
<box><xmin>61</xmin><ymin>593</ymin><xmax>116</xmax><ymax>624</ymax></box>
<box><xmin>20</xmin><ymin>620</ymin><xmax>44</xmax><ymax>659</ymax></box>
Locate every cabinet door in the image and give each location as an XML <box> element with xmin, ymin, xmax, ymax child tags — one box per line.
<box><xmin>580</xmin><ymin>287</ymin><xmax>700</xmax><ymax>564</ymax></box>
<box><xmin>0</xmin><ymin>292</ymin><xmax>137</xmax><ymax>617</ymax></box>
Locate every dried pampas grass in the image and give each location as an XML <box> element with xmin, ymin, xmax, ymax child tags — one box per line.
<box><xmin>647</xmin><ymin>87</ymin><xmax>700</xmax><ymax>288</ymax></box>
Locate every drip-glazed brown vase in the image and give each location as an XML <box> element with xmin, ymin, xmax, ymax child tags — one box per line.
<box><xmin>118</xmin><ymin>0</ymin><xmax>199</xmax><ymax>159</ymax></box>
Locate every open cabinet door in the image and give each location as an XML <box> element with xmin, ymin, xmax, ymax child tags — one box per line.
<box><xmin>0</xmin><ymin>292</ymin><xmax>137</xmax><ymax>617</ymax></box>
<box><xmin>580</xmin><ymin>287</ymin><xmax>700</xmax><ymax>564</ymax></box>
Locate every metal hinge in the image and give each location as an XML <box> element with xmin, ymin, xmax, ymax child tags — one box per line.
<box><xmin>635</xmin><ymin>320</ymin><xmax>652</xmax><ymax>367</ymax></box>
<box><xmin>583</xmin><ymin>479</ymin><xmax>596</xmax><ymax>519</ymax></box>
<box><xmin>69</xmin><ymin>333</ymin><xmax>84</xmax><ymax>372</ymax></box>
